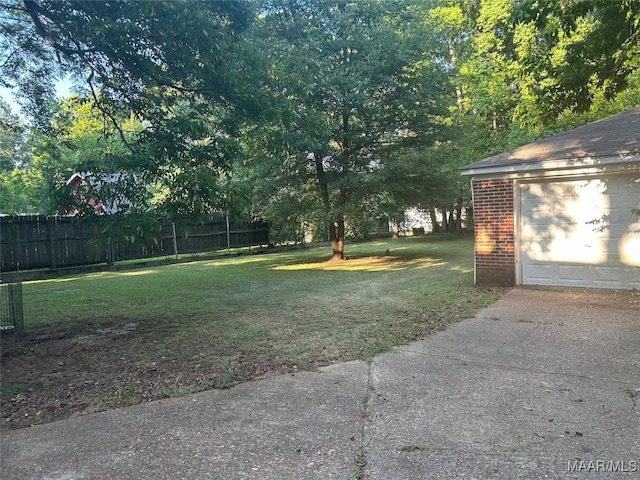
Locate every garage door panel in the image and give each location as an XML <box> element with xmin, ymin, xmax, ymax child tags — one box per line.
<box><xmin>558</xmin><ymin>265</ymin><xmax>588</xmax><ymax>286</ymax></box>
<box><xmin>593</xmin><ymin>266</ymin><xmax>627</xmax><ymax>288</ymax></box>
<box><xmin>520</xmin><ymin>175</ymin><xmax>640</xmax><ymax>289</ymax></box>
<box><xmin>607</xmin><ymin>207</ymin><xmax>624</xmax><ymax>228</ymax></box>
<box><xmin>522</xmin><ymin>263</ymin><xmax>555</xmax><ymax>284</ymax></box>
<box><xmin>628</xmin><ymin>270</ymin><xmax>640</xmax><ymax>290</ymax></box>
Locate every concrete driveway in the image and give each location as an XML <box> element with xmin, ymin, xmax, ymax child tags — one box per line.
<box><xmin>1</xmin><ymin>288</ymin><xmax>639</xmax><ymax>479</ymax></box>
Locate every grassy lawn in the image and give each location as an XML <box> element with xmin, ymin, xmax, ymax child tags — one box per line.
<box><xmin>1</xmin><ymin>235</ymin><xmax>502</xmax><ymax>428</ymax></box>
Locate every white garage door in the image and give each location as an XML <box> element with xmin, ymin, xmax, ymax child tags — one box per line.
<box><xmin>519</xmin><ymin>175</ymin><xmax>640</xmax><ymax>289</ymax></box>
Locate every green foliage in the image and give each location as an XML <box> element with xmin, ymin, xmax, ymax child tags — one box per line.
<box><xmin>1</xmin><ymin>0</ymin><xmax>252</xmax><ymax>114</ymax></box>
<box><xmin>86</xmin><ymin>213</ymin><xmax>165</xmax><ymax>258</ymax></box>
<box><xmin>240</xmin><ymin>0</ymin><xmax>451</xmax><ymax>247</ymax></box>
<box><xmin>1</xmin><ymin>0</ymin><xmax>638</xmax><ymax>238</ymax></box>
<box><xmin>425</xmin><ymin>0</ymin><xmax>640</xmax><ymax>158</ymax></box>
<box><xmin>513</xmin><ymin>0</ymin><xmax>640</xmax><ymax>118</ymax></box>
<box><xmin>0</xmin><ymin>100</ymin><xmax>27</xmax><ymax>173</ymax></box>
<box><xmin>0</xmin><ymin>165</ymin><xmax>45</xmax><ymax>214</ymax></box>
<box><xmin>1</xmin><ymin>0</ymin><xmax>255</xmax><ymax>220</ymax></box>
<box><xmin>0</xmin><ymin>98</ymin><xmax>46</xmax><ymax>213</ymax></box>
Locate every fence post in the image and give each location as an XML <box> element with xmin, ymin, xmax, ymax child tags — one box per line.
<box><xmin>48</xmin><ymin>216</ymin><xmax>56</xmax><ymax>268</ymax></box>
<box><xmin>226</xmin><ymin>213</ymin><xmax>231</xmax><ymax>253</ymax></box>
<box><xmin>172</xmin><ymin>222</ymin><xmax>178</xmax><ymax>259</ymax></box>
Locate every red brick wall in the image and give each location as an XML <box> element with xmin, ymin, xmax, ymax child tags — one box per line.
<box><xmin>472</xmin><ymin>179</ymin><xmax>516</xmax><ymax>286</ymax></box>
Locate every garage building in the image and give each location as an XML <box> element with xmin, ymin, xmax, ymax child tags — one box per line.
<box><xmin>461</xmin><ymin>107</ymin><xmax>640</xmax><ymax>289</ymax></box>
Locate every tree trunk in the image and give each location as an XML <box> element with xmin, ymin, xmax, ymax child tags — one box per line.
<box><xmin>455</xmin><ymin>196</ymin><xmax>464</xmax><ymax>232</ymax></box>
<box><xmin>448</xmin><ymin>41</ymin><xmax>463</xmax><ymax>112</ymax></box>
<box><xmin>330</xmin><ymin>218</ymin><xmax>345</xmax><ymax>260</ymax></box>
<box><xmin>441</xmin><ymin>207</ymin><xmax>449</xmax><ymax>233</ymax></box>
<box><xmin>429</xmin><ymin>207</ymin><xmax>441</xmax><ymax>233</ymax></box>
<box><xmin>391</xmin><ymin>220</ymin><xmax>399</xmax><ymax>239</ymax></box>
<box><xmin>313</xmin><ymin>152</ymin><xmax>342</xmax><ymax>260</ymax></box>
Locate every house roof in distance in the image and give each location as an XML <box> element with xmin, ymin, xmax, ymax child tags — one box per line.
<box><xmin>461</xmin><ymin>106</ymin><xmax>640</xmax><ymax>176</ymax></box>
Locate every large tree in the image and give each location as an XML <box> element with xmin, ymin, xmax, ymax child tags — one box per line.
<box><xmin>245</xmin><ymin>0</ymin><xmax>450</xmax><ymax>259</ymax></box>
<box><xmin>1</xmin><ymin>0</ymin><xmax>255</xmax><ymax>219</ymax></box>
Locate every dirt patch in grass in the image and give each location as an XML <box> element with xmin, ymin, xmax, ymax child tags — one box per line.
<box><xmin>0</xmin><ymin>321</ymin><xmax>303</xmax><ymax>430</ymax></box>
<box><xmin>0</xmin><ymin>295</ymin><xmax>498</xmax><ymax>430</ymax></box>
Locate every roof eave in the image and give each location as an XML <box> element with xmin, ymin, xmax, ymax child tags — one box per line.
<box><xmin>460</xmin><ymin>154</ymin><xmax>640</xmax><ymax>179</ymax></box>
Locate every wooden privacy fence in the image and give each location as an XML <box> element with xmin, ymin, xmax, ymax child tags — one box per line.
<box><xmin>0</xmin><ymin>214</ymin><xmax>270</xmax><ymax>272</ymax></box>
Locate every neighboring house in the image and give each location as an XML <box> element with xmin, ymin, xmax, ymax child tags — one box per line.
<box><xmin>66</xmin><ymin>172</ymin><xmax>132</xmax><ymax>215</ymax></box>
<box><xmin>461</xmin><ymin>107</ymin><xmax>640</xmax><ymax>290</ymax></box>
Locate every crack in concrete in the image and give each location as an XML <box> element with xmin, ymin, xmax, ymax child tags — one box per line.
<box><xmin>355</xmin><ymin>361</ymin><xmax>375</xmax><ymax>479</ymax></box>
<box><xmin>628</xmin><ymin>387</ymin><xmax>639</xmax><ymax>415</ymax></box>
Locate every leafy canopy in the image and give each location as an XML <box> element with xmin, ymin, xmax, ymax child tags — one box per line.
<box><xmin>1</xmin><ymin>0</ymin><xmax>254</xmax><ymax>218</ymax></box>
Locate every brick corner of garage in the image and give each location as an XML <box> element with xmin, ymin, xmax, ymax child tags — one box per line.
<box><xmin>475</xmin><ymin>263</ymin><xmax>516</xmax><ymax>287</ymax></box>
<box><xmin>471</xmin><ymin>177</ymin><xmax>517</xmax><ymax>287</ymax></box>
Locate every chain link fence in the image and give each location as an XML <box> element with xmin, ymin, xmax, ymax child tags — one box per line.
<box><xmin>0</xmin><ymin>282</ymin><xmax>24</xmax><ymax>334</ymax></box>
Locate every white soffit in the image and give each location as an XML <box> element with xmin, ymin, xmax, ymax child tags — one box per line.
<box><xmin>462</xmin><ymin>155</ymin><xmax>640</xmax><ymax>180</ymax></box>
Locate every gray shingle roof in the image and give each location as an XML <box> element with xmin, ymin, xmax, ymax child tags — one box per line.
<box><xmin>461</xmin><ymin>107</ymin><xmax>640</xmax><ymax>174</ymax></box>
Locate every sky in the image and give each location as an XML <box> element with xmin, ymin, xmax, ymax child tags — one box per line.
<box><xmin>0</xmin><ymin>85</ymin><xmax>22</xmax><ymax>115</ymax></box>
<box><xmin>1</xmin><ymin>77</ymin><xmax>74</xmax><ymax>117</ymax></box>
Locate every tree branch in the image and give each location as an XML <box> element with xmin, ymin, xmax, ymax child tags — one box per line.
<box><xmin>23</xmin><ymin>0</ymin><xmax>96</xmax><ymax>59</ymax></box>
<box><xmin>86</xmin><ymin>69</ymin><xmax>135</xmax><ymax>155</ymax></box>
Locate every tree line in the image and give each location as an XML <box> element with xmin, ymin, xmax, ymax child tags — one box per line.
<box><xmin>1</xmin><ymin>0</ymin><xmax>639</xmax><ymax>259</ymax></box>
